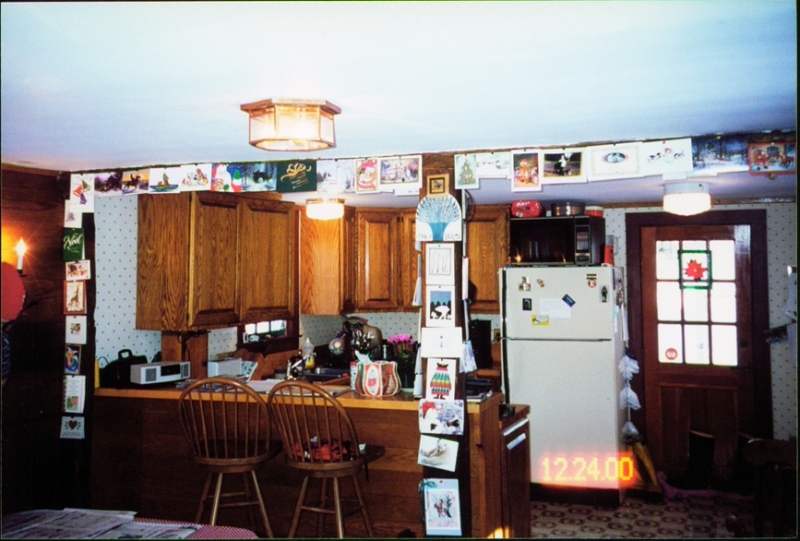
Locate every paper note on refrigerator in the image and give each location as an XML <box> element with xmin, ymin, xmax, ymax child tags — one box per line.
<box><xmin>540</xmin><ymin>298</ymin><xmax>572</xmax><ymax>318</ymax></box>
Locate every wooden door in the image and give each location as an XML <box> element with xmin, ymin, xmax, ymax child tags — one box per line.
<box><xmin>466</xmin><ymin>204</ymin><xmax>508</xmax><ymax>313</ymax></box>
<box><xmin>238</xmin><ymin>197</ymin><xmax>297</xmax><ymax>324</ymax></box>
<box><xmin>640</xmin><ymin>223</ymin><xmax>759</xmax><ymax>481</ymax></box>
<box><xmin>356</xmin><ymin>209</ymin><xmax>400</xmax><ymax>311</ymax></box>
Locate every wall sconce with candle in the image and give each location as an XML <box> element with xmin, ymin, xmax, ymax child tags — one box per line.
<box><xmin>14</xmin><ymin>239</ymin><xmax>26</xmax><ymax>274</ymax></box>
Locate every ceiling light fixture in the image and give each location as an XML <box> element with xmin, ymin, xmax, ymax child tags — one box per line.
<box><xmin>240</xmin><ymin>98</ymin><xmax>341</xmax><ymax>151</ymax></box>
<box><xmin>663</xmin><ymin>182</ymin><xmax>711</xmax><ymax>216</ymax></box>
<box><xmin>306</xmin><ymin>198</ymin><xmax>345</xmax><ymax>221</ymax></box>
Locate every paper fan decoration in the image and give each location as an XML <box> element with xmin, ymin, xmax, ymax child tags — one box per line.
<box><xmin>415</xmin><ymin>195</ymin><xmax>462</xmax><ymax>241</ymax></box>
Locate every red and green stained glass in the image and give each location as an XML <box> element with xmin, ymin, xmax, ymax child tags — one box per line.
<box><xmin>679</xmin><ymin>249</ymin><xmax>712</xmax><ymax>290</ymax></box>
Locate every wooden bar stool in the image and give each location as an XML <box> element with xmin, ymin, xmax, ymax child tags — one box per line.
<box><xmin>178</xmin><ymin>377</ymin><xmax>280</xmax><ymax>537</ymax></box>
<box><xmin>267</xmin><ymin>380</ymin><xmax>385</xmax><ymax>538</ymax></box>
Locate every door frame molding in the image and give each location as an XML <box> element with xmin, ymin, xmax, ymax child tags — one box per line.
<box><xmin>625</xmin><ymin>210</ymin><xmax>772</xmax><ymax>440</ymax></box>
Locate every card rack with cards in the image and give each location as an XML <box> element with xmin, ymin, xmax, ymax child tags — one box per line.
<box><xmin>130</xmin><ymin>361</ymin><xmax>190</xmax><ymax>385</ymax></box>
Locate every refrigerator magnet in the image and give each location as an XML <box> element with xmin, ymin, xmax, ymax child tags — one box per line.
<box><xmin>562</xmin><ymin>294</ymin><xmax>576</xmax><ymax>307</ymax></box>
<box><xmin>531</xmin><ymin>315</ymin><xmax>550</xmax><ymax>326</ymax></box>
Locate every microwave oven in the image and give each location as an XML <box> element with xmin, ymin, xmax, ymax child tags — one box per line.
<box><xmin>509</xmin><ymin>215</ymin><xmax>605</xmax><ymax>265</ymax></box>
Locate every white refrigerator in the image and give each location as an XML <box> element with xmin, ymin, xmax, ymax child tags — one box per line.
<box><xmin>500</xmin><ymin>265</ymin><xmax>627</xmax><ymax>492</ymax></box>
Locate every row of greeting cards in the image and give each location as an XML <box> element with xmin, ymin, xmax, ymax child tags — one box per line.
<box><xmin>414</xmin><ymin>228</ymin><xmax>473</xmax><ymax>536</ymax></box>
<box><xmin>61</xmin><ymin>225</ymin><xmax>92</xmax><ymax>440</ymax></box>
<box><xmin>65</xmin><ymin>133</ymin><xmax>795</xmax><ymax>221</ymax></box>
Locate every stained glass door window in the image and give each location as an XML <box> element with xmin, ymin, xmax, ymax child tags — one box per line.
<box><xmin>655</xmin><ymin>239</ymin><xmax>737</xmax><ymax>366</ymax></box>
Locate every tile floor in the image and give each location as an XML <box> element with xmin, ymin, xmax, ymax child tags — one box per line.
<box><xmin>529</xmin><ymin>492</ymin><xmax>760</xmax><ymax>538</ymax></box>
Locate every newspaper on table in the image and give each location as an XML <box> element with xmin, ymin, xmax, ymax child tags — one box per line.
<box><xmin>1</xmin><ymin>508</ymin><xmax>200</xmax><ymax>539</ymax></box>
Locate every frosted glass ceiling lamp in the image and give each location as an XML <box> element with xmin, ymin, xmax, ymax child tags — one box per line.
<box><xmin>240</xmin><ymin>98</ymin><xmax>341</xmax><ymax>151</ymax></box>
<box><xmin>306</xmin><ymin>198</ymin><xmax>345</xmax><ymax>220</ymax></box>
<box><xmin>663</xmin><ymin>182</ymin><xmax>711</xmax><ymax>216</ymax></box>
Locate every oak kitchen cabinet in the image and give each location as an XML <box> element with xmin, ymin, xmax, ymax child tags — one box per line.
<box><xmin>466</xmin><ymin>204</ymin><xmax>509</xmax><ymax>313</ymax></box>
<box><xmin>299</xmin><ymin>206</ymin><xmax>356</xmax><ymax>315</ymax></box>
<box><xmin>136</xmin><ymin>191</ymin><xmax>298</xmax><ymax>331</ymax></box>
<box><xmin>355</xmin><ymin>207</ymin><xmax>418</xmax><ymax>312</ymax></box>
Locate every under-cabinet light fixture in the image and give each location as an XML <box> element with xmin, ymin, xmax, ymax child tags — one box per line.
<box><xmin>663</xmin><ymin>182</ymin><xmax>711</xmax><ymax>216</ymax></box>
<box><xmin>240</xmin><ymin>98</ymin><xmax>341</xmax><ymax>151</ymax></box>
<box><xmin>306</xmin><ymin>198</ymin><xmax>345</xmax><ymax>221</ymax></box>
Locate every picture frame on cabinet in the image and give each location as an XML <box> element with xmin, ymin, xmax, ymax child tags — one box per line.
<box><xmin>64</xmin><ymin>281</ymin><xmax>86</xmax><ymax>315</ymax></box>
<box><xmin>427</xmin><ymin>173</ymin><xmax>449</xmax><ymax>197</ymax></box>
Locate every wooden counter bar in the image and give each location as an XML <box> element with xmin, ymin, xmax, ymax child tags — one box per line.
<box><xmin>91</xmin><ymin>386</ymin><xmax>510</xmax><ymax>538</ymax></box>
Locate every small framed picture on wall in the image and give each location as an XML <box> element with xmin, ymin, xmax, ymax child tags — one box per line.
<box><xmin>427</xmin><ymin>173</ymin><xmax>449</xmax><ymax>197</ymax></box>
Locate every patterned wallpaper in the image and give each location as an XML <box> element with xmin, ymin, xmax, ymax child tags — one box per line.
<box><xmin>94</xmin><ymin>197</ymin><xmax>795</xmax><ymax>438</ymax></box>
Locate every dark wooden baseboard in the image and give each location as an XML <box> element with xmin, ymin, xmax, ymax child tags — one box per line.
<box><xmin>529</xmin><ymin>483</ymin><xmax>623</xmax><ymax>508</ymax></box>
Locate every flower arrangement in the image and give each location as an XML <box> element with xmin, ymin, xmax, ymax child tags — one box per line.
<box><xmin>388</xmin><ymin>334</ymin><xmax>416</xmax><ymax>380</ymax></box>
<box><xmin>388</xmin><ymin>333</ymin><xmax>415</xmax><ymax>353</ymax></box>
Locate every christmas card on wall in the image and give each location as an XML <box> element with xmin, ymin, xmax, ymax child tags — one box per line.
<box><xmin>62</xmin><ymin>228</ymin><xmax>85</xmax><ymax>262</ymax></box>
<box><xmin>418</xmin><ymin>435</ymin><xmax>458</xmax><ymax>472</ymax></box>
<box><xmin>422</xmin><ymin>478</ymin><xmax>462</xmax><ymax>536</ymax></box>
<box><xmin>426</xmin><ymin>357</ymin><xmax>456</xmax><ymax>400</ymax></box>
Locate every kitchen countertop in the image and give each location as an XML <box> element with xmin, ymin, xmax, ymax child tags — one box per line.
<box><xmin>95</xmin><ymin>381</ymin><xmax>501</xmax><ymax>413</ymax></box>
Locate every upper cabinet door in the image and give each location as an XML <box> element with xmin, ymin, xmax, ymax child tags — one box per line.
<box><xmin>137</xmin><ymin>191</ymin><xmax>297</xmax><ymax>331</ymax></box>
<box><xmin>300</xmin><ymin>206</ymin><xmax>355</xmax><ymax>316</ymax></box>
<box><xmin>189</xmin><ymin>192</ymin><xmax>241</xmax><ymax>328</ymax></box>
<box><xmin>399</xmin><ymin>208</ymin><xmax>420</xmax><ymax>311</ymax></box>
<box><xmin>467</xmin><ymin>204</ymin><xmax>509</xmax><ymax>313</ymax></box>
<box><xmin>137</xmin><ymin>193</ymin><xmax>192</xmax><ymax>331</ymax></box>
<box><xmin>356</xmin><ymin>209</ymin><xmax>401</xmax><ymax>311</ymax></box>
<box><xmin>238</xmin><ymin>197</ymin><xmax>297</xmax><ymax>324</ymax></box>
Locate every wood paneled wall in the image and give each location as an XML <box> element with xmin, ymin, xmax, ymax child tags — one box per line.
<box><xmin>1</xmin><ymin>166</ymin><xmax>95</xmax><ymax>514</ymax></box>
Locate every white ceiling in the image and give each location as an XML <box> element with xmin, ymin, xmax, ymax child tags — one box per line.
<box><xmin>1</xmin><ymin>1</ymin><xmax>796</xmax><ymax>209</ymax></box>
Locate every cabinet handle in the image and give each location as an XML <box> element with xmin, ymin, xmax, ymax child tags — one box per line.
<box><xmin>506</xmin><ymin>433</ymin><xmax>527</xmax><ymax>451</ymax></box>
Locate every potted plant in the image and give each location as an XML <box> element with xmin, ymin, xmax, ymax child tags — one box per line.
<box><xmin>388</xmin><ymin>334</ymin><xmax>416</xmax><ymax>390</ymax></box>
